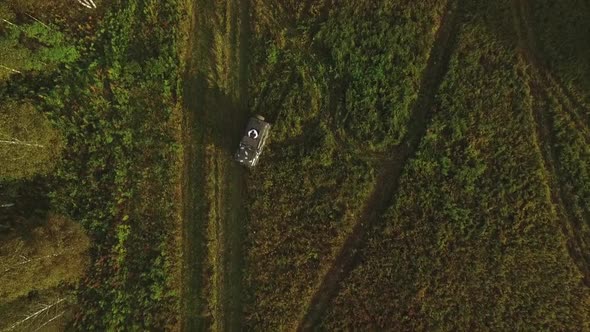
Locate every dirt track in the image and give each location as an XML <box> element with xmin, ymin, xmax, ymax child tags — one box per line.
<box><xmin>296</xmin><ymin>1</ymin><xmax>462</xmax><ymax>329</ymax></box>
<box><xmin>181</xmin><ymin>0</ymin><xmax>249</xmax><ymax>330</ymax></box>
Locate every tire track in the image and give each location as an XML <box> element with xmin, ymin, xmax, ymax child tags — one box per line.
<box><xmin>181</xmin><ymin>1</ymin><xmax>209</xmax><ymax>329</ymax></box>
<box><xmin>295</xmin><ymin>1</ymin><xmax>462</xmax><ymax>330</ymax></box>
<box><xmin>207</xmin><ymin>1</ymin><xmax>250</xmax><ymax>330</ymax></box>
<box><xmin>513</xmin><ymin>0</ymin><xmax>590</xmax><ymax>143</ymax></box>
<box><xmin>525</xmin><ymin>67</ymin><xmax>590</xmax><ymax>285</ymax></box>
<box><xmin>181</xmin><ymin>0</ymin><xmax>250</xmax><ymax>330</ymax></box>
<box><xmin>511</xmin><ymin>0</ymin><xmax>590</xmax><ymax>285</ymax></box>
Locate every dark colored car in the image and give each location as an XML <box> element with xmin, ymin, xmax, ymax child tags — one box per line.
<box><xmin>234</xmin><ymin>115</ymin><xmax>271</xmax><ymax>167</ymax></box>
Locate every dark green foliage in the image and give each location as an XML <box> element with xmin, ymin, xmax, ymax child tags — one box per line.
<box><xmin>0</xmin><ymin>0</ymin><xmax>184</xmax><ymax>329</ymax></box>
<box><xmin>318</xmin><ymin>0</ymin><xmax>447</xmax><ymax>152</ymax></box>
<box><xmin>37</xmin><ymin>1</ymin><xmax>183</xmax><ymax>329</ymax></box>
<box><xmin>0</xmin><ymin>4</ymin><xmax>80</xmax><ymax>80</ymax></box>
<box><xmin>0</xmin><ymin>179</ymin><xmax>50</xmax><ymax>234</ymax></box>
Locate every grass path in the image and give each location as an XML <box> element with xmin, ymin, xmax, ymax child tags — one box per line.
<box><xmin>181</xmin><ymin>0</ymin><xmax>249</xmax><ymax>330</ymax></box>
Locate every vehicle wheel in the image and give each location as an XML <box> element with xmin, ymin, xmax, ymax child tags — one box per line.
<box><xmin>255</xmin><ymin>114</ymin><xmax>265</xmax><ymax>121</ymax></box>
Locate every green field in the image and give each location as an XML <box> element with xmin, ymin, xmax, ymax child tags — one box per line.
<box><xmin>1</xmin><ymin>0</ymin><xmax>589</xmax><ymax>330</ymax></box>
<box><xmin>318</xmin><ymin>0</ymin><xmax>590</xmax><ymax>329</ymax></box>
<box><xmin>242</xmin><ymin>1</ymin><xmax>453</xmax><ymax>329</ymax></box>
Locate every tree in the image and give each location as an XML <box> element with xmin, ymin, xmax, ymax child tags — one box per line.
<box><xmin>20</xmin><ymin>21</ymin><xmax>81</xmax><ymax>65</ymax></box>
<box><xmin>0</xmin><ymin>214</ymin><xmax>90</xmax><ymax>304</ymax></box>
<box><xmin>0</xmin><ymin>11</ymin><xmax>36</xmax><ymax>81</ymax></box>
<box><xmin>0</xmin><ymin>3</ymin><xmax>80</xmax><ymax>81</ymax></box>
<box><xmin>0</xmin><ymin>287</ymin><xmax>74</xmax><ymax>332</ymax></box>
<box><xmin>0</xmin><ymin>101</ymin><xmax>64</xmax><ymax>180</ymax></box>
<box><xmin>1</xmin><ymin>4</ymin><xmax>36</xmax><ymax>79</ymax></box>
<box><xmin>0</xmin><ymin>2</ymin><xmax>16</xmax><ymax>25</ymax></box>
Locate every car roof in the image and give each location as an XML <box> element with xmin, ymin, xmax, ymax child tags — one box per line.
<box><xmin>240</xmin><ymin>117</ymin><xmax>270</xmax><ymax>148</ymax></box>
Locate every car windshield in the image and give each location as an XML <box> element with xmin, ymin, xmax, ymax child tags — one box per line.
<box><xmin>241</xmin><ymin>126</ymin><xmax>263</xmax><ymax>148</ymax></box>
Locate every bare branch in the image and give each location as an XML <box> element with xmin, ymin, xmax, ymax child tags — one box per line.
<box><xmin>3</xmin><ymin>252</ymin><xmax>64</xmax><ymax>274</ymax></box>
<box><xmin>77</xmin><ymin>1</ymin><xmax>92</xmax><ymax>9</ymax></box>
<box><xmin>25</xmin><ymin>14</ymin><xmax>52</xmax><ymax>30</ymax></box>
<box><xmin>0</xmin><ymin>65</ymin><xmax>21</xmax><ymax>74</ymax></box>
<box><xmin>10</xmin><ymin>154</ymin><xmax>29</xmax><ymax>162</ymax></box>
<box><xmin>32</xmin><ymin>311</ymin><xmax>66</xmax><ymax>332</ymax></box>
<box><xmin>1</xmin><ymin>18</ymin><xmax>16</xmax><ymax>26</ymax></box>
<box><xmin>4</xmin><ymin>298</ymin><xmax>65</xmax><ymax>331</ymax></box>
<box><xmin>77</xmin><ymin>0</ymin><xmax>95</xmax><ymax>9</ymax></box>
<box><xmin>0</xmin><ymin>139</ymin><xmax>44</xmax><ymax>148</ymax></box>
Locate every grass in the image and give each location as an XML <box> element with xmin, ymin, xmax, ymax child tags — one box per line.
<box><xmin>317</xmin><ymin>1</ymin><xmax>590</xmax><ymax>329</ymax></box>
<box><xmin>521</xmin><ymin>0</ymin><xmax>590</xmax><ymax>278</ymax></box>
<box><xmin>318</xmin><ymin>0</ymin><xmax>449</xmax><ymax>152</ymax></box>
<box><xmin>537</xmin><ymin>73</ymin><xmax>590</xmax><ymax>279</ymax></box>
<box><xmin>242</xmin><ymin>0</ymin><xmax>450</xmax><ymax>329</ymax></box>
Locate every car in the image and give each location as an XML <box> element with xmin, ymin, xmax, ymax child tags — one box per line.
<box><xmin>234</xmin><ymin>115</ymin><xmax>271</xmax><ymax>167</ymax></box>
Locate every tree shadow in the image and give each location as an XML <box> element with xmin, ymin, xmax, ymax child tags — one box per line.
<box><xmin>477</xmin><ymin>0</ymin><xmax>590</xmax><ymax>106</ymax></box>
<box><xmin>183</xmin><ymin>73</ymin><xmax>250</xmax><ymax>157</ymax></box>
<box><xmin>181</xmin><ymin>43</ymin><xmax>250</xmax><ymax>332</ymax></box>
<box><xmin>0</xmin><ymin>178</ymin><xmax>49</xmax><ymax>237</ymax></box>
